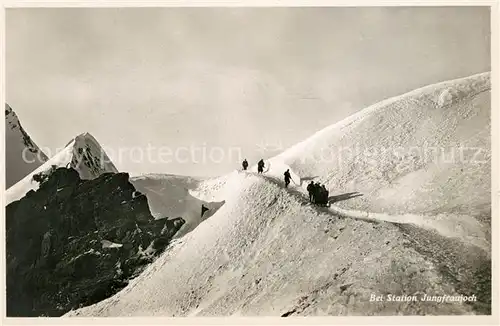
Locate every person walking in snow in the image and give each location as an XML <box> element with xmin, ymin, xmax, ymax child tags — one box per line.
<box><xmin>307</xmin><ymin>181</ymin><xmax>315</xmax><ymax>203</ymax></box>
<box><xmin>257</xmin><ymin>159</ymin><xmax>265</xmax><ymax>174</ymax></box>
<box><xmin>313</xmin><ymin>184</ymin><xmax>329</xmax><ymax>206</ymax></box>
<box><xmin>242</xmin><ymin>159</ymin><xmax>249</xmax><ymax>171</ymax></box>
<box><xmin>320</xmin><ymin>185</ymin><xmax>329</xmax><ymax>207</ymax></box>
<box><xmin>284</xmin><ymin>169</ymin><xmax>292</xmax><ymax>188</ymax></box>
<box><xmin>312</xmin><ymin>182</ymin><xmax>321</xmax><ymax>204</ymax></box>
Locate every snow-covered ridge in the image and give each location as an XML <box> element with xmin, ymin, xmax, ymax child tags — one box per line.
<box><xmin>5</xmin><ymin>104</ymin><xmax>48</xmax><ymax>188</ymax></box>
<box><xmin>6</xmin><ymin>132</ymin><xmax>119</xmax><ymax>204</ymax></box>
<box><xmin>277</xmin><ymin>72</ymin><xmax>489</xmax><ymax>163</ymax></box>
<box><xmin>67</xmin><ymin>72</ymin><xmax>492</xmax><ymax>317</ymax></box>
<box><xmin>273</xmin><ymin>72</ymin><xmax>491</xmax><ymax>220</ymax></box>
<box><xmin>68</xmin><ymin>171</ymin><xmax>489</xmax><ymax>316</ymax></box>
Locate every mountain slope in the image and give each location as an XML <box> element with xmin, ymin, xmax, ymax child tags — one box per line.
<box><xmin>272</xmin><ymin>72</ymin><xmax>490</xmax><ymax>221</ymax></box>
<box><xmin>67</xmin><ymin>72</ymin><xmax>491</xmax><ymax>317</ymax></box>
<box><xmin>67</xmin><ymin>172</ymin><xmax>489</xmax><ymax>316</ymax></box>
<box><xmin>6</xmin><ymin>132</ymin><xmax>119</xmax><ymax>204</ymax></box>
<box><xmin>5</xmin><ymin>104</ymin><xmax>48</xmax><ymax>188</ymax></box>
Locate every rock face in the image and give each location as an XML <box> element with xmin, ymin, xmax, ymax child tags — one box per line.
<box><xmin>6</xmin><ymin>167</ymin><xmax>185</xmax><ymax>317</ymax></box>
<box><xmin>68</xmin><ymin>132</ymin><xmax>119</xmax><ymax>180</ymax></box>
<box><xmin>5</xmin><ymin>104</ymin><xmax>48</xmax><ymax>188</ymax></box>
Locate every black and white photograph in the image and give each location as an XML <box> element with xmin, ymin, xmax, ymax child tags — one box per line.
<box><xmin>2</xmin><ymin>3</ymin><xmax>496</xmax><ymax>320</ymax></box>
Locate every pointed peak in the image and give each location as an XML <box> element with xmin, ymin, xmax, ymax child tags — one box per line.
<box><xmin>76</xmin><ymin>131</ymin><xmax>92</xmax><ymax>138</ymax></box>
<box><xmin>75</xmin><ymin>132</ymin><xmax>101</xmax><ymax>144</ymax></box>
<box><xmin>5</xmin><ymin>103</ymin><xmax>16</xmax><ymax>117</ymax></box>
<box><xmin>62</xmin><ymin>132</ymin><xmax>100</xmax><ymax>150</ymax></box>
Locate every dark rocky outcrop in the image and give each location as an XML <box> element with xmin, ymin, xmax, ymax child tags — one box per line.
<box><xmin>6</xmin><ymin>167</ymin><xmax>185</xmax><ymax>317</ymax></box>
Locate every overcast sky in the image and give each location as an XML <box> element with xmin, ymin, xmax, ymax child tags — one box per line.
<box><xmin>6</xmin><ymin>7</ymin><xmax>490</xmax><ymax>177</ymax></box>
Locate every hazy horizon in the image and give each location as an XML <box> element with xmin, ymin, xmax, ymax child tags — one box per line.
<box><xmin>6</xmin><ymin>7</ymin><xmax>490</xmax><ymax>177</ymax></box>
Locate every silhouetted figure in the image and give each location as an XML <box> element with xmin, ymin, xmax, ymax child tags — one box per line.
<box><xmin>201</xmin><ymin>204</ymin><xmax>209</xmax><ymax>217</ymax></box>
<box><xmin>242</xmin><ymin>159</ymin><xmax>249</xmax><ymax>171</ymax></box>
<box><xmin>312</xmin><ymin>184</ymin><xmax>329</xmax><ymax>206</ymax></box>
<box><xmin>257</xmin><ymin>159</ymin><xmax>265</xmax><ymax>174</ymax></box>
<box><xmin>312</xmin><ymin>182</ymin><xmax>321</xmax><ymax>204</ymax></box>
<box><xmin>307</xmin><ymin>181</ymin><xmax>315</xmax><ymax>202</ymax></box>
<box><xmin>320</xmin><ymin>185</ymin><xmax>329</xmax><ymax>207</ymax></box>
<box><xmin>284</xmin><ymin>169</ymin><xmax>292</xmax><ymax>188</ymax></box>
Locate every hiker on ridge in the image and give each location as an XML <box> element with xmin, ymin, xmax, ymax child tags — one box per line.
<box><xmin>257</xmin><ymin>159</ymin><xmax>265</xmax><ymax>174</ymax></box>
<box><xmin>307</xmin><ymin>181</ymin><xmax>315</xmax><ymax>203</ymax></box>
<box><xmin>313</xmin><ymin>184</ymin><xmax>329</xmax><ymax>206</ymax></box>
<box><xmin>284</xmin><ymin>169</ymin><xmax>292</xmax><ymax>188</ymax></box>
<box><xmin>320</xmin><ymin>185</ymin><xmax>329</xmax><ymax>207</ymax></box>
<box><xmin>313</xmin><ymin>182</ymin><xmax>322</xmax><ymax>204</ymax></box>
<box><xmin>242</xmin><ymin>159</ymin><xmax>249</xmax><ymax>171</ymax></box>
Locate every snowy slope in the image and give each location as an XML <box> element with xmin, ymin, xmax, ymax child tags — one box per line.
<box><xmin>67</xmin><ymin>172</ymin><xmax>489</xmax><ymax>317</ymax></box>
<box><xmin>236</xmin><ymin>72</ymin><xmax>491</xmax><ymax>249</ymax></box>
<box><xmin>272</xmin><ymin>72</ymin><xmax>491</xmax><ymax>222</ymax></box>
<box><xmin>5</xmin><ymin>104</ymin><xmax>48</xmax><ymax>188</ymax></box>
<box><xmin>130</xmin><ymin>174</ymin><xmax>225</xmax><ymax>238</ymax></box>
<box><xmin>67</xmin><ymin>72</ymin><xmax>492</xmax><ymax>317</ymax></box>
<box><xmin>6</xmin><ymin>132</ymin><xmax>118</xmax><ymax>204</ymax></box>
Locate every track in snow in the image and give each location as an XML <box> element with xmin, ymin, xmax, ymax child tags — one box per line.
<box><xmin>246</xmin><ymin>170</ymin><xmax>488</xmax><ymax>252</ymax></box>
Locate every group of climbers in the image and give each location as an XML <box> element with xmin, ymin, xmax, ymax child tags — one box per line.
<box><xmin>306</xmin><ymin>181</ymin><xmax>330</xmax><ymax>206</ymax></box>
<box><xmin>204</xmin><ymin>157</ymin><xmax>333</xmax><ymax>218</ymax></box>
<box><xmin>241</xmin><ymin>159</ymin><xmax>329</xmax><ymax>205</ymax></box>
